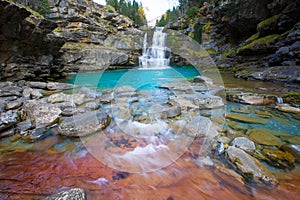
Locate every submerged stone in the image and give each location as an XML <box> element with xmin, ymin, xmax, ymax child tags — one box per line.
<box><xmin>262</xmin><ymin>148</ymin><xmax>295</xmax><ymax>169</ymax></box>
<box><xmin>226</xmin><ymin>146</ymin><xmax>278</xmax><ymax>186</ymax></box>
<box><xmin>278</xmin><ymin>105</ymin><xmax>300</xmax><ymax>114</ymax></box>
<box><xmin>247</xmin><ymin>128</ymin><xmax>282</xmax><ymax>147</ymax></box>
<box><xmin>225</xmin><ymin>114</ymin><xmax>268</xmax><ymax>124</ymax></box>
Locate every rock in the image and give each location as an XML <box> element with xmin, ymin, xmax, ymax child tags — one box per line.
<box><xmin>226</xmin><ymin>146</ymin><xmax>278</xmax><ymax>186</ymax></box>
<box><xmin>193</xmin><ymin>76</ymin><xmax>214</xmax><ymax>85</ymax></box>
<box><xmin>79</xmin><ymin>87</ymin><xmax>102</xmax><ymax>98</ymax></box>
<box><xmin>22</xmin><ymin>86</ymin><xmax>34</xmax><ymax>98</ymax></box>
<box><xmin>283</xmin><ymin>144</ymin><xmax>300</xmax><ymax>162</ymax></box>
<box><xmin>225</xmin><ymin>114</ymin><xmax>268</xmax><ymax>124</ymax></box>
<box><xmin>231</xmin><ymin>137</ymin><xmax>256</xmax><ymax>153</ymax></box>
<box><xmin>161</xmin><ymin>106</ymin><xmax>181</xmax><ymax>119</ymax></box>
<box><xmin>262</xmin><ymin>148</ymin><xmax>295</xmax><ymax>169</ymax></box>
<box><xmin>280</xmin><ymin>135</ymin><xmax>300</xmax><ymax>145</ymax></box>
<box><xmin>231</xmin><ymin>108</ymin><xmax>251</xmax><ymax>114</ymax></box>
<box><xmin>48</xmin><ymin>93</ymin><xmax>87</xmax><ymax>106</ymax></box>
<box><xmin>226</xmin><ymin>93</ymin><xmax>276</xmax><ymax>105</ymax></box>
<box><xmin>0</xmin><ymin>86</ymin><xmax>22</xmax><ymax>97</ymax></box>
<box><xmin>184</xmin><ymin>116</ymin><xmax>218</xmax><ymax>138</ymax></box>
<box><xmin>0</xmin><ymin>110</ymin><xmax>18</xmax><ymax>131</ymax></box>
<box><xmin>278</xmin><ymin>105</ymin><xmax>300</xmax><ymax>114</ymax></box>
<box><xmin>23</xmin><ymin>100</ymin><xmax>61</xmax><ymax>129</ymax></box>
<box><xmin>16</xmin><ymin>119</ymin><xmax>33</xmax><ymax>134</ymax></box>
<box><xmin>47</xmin><ymin>82</ymin><xmax>73</xmax><ymax>90</ymax></box>
<box><xmin>113</xmin><ymin>86</ymin><xmax>136</xmax><ymax>94</ymax></box>
<box><xmin>100</xmin><ymin>92</ymin><xmax>114</xmax><ymax>104</ymax></box>
<box><xmin>45</xmin><ymin>188</ymin><xmax>86</xmax><ymax>200</ymax></box>
<box><xmin>247</xmin><ymin>128</ymin><xmax>282</xmax><ymax>147</ymax></box>
<box><xmin>27</xmin><ymin>82</ymin><xmax>47</xmax><ymax>89</ymax></box>
<box><xmin>58</xmin><ymin>111</ymin><xmax>110</xmax><ymax>137</ymax></box>
<box><xmin>0</xmin><ymin>128</ymin><xmax>15</xmax><ymax>138</ymax></box>
<box><xmin>83</xmin><ymin>102</ymin><xmax>101</xmax><ymax>110</ymax></box>
<box><xmin>193</xmin><ymin>95</ymin><xmax>224</xmax><ymax>109</ymax></box>
<box><xmin>226</xmin><ymin>120</ymin><xmax>248</xmax><ymax>132</ymax></box>
<box><xmin>5</xmin><ymin>100</ymin><xmax>22</xmax><ymax>110</ymax></box>
<box><xmin>31</xmin><ymin>89</ymin><xmax>43</xmax><ymax>99</ymax></box>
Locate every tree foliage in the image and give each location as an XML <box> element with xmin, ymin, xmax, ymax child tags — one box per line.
<box><xmin>106</xmin><ymin>0</ymin><xmax>147</xmax><ymax>26</ymax></box>
<box><xmin>14</xmin><ymin>0</ymin><xmax>51</xmax><ymax>16</ymax></box>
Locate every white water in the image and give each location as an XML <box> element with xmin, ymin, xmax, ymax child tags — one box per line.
<box><xmin>277</xmin><ymin>97</ymin><xmax>284</xmax><ymax>104</ymax></box>
<box><xmin>139</xmin><ymin>27</ymin><xmax>170</xmax><ymax>68</ymax></box>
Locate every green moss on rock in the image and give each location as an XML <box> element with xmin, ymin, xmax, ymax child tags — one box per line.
<box><xmin>257</xmin><ymin>14</ymin><xmax>280</xmax><ymax>32</ymax></box>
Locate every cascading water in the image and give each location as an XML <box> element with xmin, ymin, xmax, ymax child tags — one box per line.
<box><xmin>139</xmin><ymin>27</ymin><xmax>170</xmax><ymax>68</ymax></box>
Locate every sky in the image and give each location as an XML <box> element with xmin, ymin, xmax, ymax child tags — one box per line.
<box><xmin>93</xmin><ymin>0</ymin><xmax>179</xmax><ymax>26</ymax></box>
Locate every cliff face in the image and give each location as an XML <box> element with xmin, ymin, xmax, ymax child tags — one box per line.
<box><xmin>46</xmin><ymin>0</ymin><xmax>143</xmax><ymax>72</ymax></box>
<box><xmin>165</xmin><ymin>0</ymin><xmax>300</xmax><ymax>86</ymax></box>
<box><xmin>0</xmin><ymin>0</ymin><xmax>65</xmax><ymax>81</ymax></box>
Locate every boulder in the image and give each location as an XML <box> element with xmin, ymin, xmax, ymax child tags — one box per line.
<box><xmin>45</xmin><ymin>188</ymin><xmax>86</xmax><ymax>200</ymax></box>
<box><xmin>225</xmin><ymin>114</ymin><xmax>268</xmax><ymax>124</ymax></box>
<box><xmin>27</xmin><ymin>82</ymin><xmax>47</xmax><ymax>89</ymax></box>
<box><xmin>23</xmin><ymin>100</ymin><xmax>61</xmax><ymax>129</ymax></box>
<box><xmin>226</xmin><ymin>146</ymin><xmax>278</xmax><ymax>186</ymax></box>
<box><xmin>247</xmin><ymin>128</ymin><xmax>282</xmax><ymax>147</ymax></box>
<box><xmin>278</xmin><ymin>105</ymin><xmax>300</xmax><ymax>114</ymax></box>
<box><xmin>58</xmin><ymin>110</ymin><xmax>110</xmax><ymax>137</ymax></box>
<box><xmin>231</xmin><ymin>137</ymin><xmax>256</xmax><ymax>153</ymax></box>
<box><xmin>184</xmin><ymin>116</ymin><xmax>219</xmax><ymax>138</ymax></box>
<box><xmin>283</xmin><ymin>144</ymin><xmax>300</xmax><ymax>162</ymax></box>
<box><xmin>193</xmin><ymin>76</ymin><xmax>214</xmax><ymax>85</ymax></box>
<box><xmin>0</xmin><ymin>86</ymin><xmax>22</xmax><ymax>97</ymax></box>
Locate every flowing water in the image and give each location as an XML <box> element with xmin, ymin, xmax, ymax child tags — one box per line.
<box><xmin>1</xmin><ymin>66</ymin><xmax>300</xmax><ymax>199</ymax></box>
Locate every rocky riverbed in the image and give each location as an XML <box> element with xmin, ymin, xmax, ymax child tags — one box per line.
<box><xmin>0</xmin><ymin>73</ymin><xmax>300</xmax><ymax>199</ymax></box>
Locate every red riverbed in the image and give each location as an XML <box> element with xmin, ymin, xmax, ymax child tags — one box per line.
<box><xmin>0</xmin><ymin>135</ymin><xmax>300</xmax><ymax>200</ymax></box>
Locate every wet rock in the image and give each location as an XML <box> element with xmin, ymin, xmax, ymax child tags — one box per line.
<box><xmin>100</xmin><ymin>92</ymin><xmax>114</xmax><ymax>104</ymax></box>
<box><xmin>231</xmin><ymin>137</ymin><xmax>256</xmax><ymax>153</ymax></box>
<box><xmin>48</xmin><ymin>93</ymin><xmax>87</xmax><ymax>105</ymax></box>
<box><xmin>79</xmin><ymin>87</ymin><xmax>102</xmax><ymax>98</ymax></box>
<box><xmin>227</xmin><ymin>93</ymin><xmax>276</xmax><ymax>105</ymax></box>
<box><xmin>226</xmin><ymin>146</ymin><xmax>278</xmax><ymax>186</ymax></box>
<box><xmin>277</xmin><ymin>105</ymin><xmax>300</xmax><ymax>114</ymax></box>
<box><xmin>58</xmin><ymin>111</ymin><xmax>110</xmax><ymax>137</ymax></box>
<box><xmin>161</xmin><ymin>106</ymin><xmax>181</xmax><ymax>119</ymax></box>
<box><xmin>45</xmin><ymin>188</ymin><xmax>86</xmax><ymax>200</ymax></box>
<box><xmin>193</xmin><ymin>95</ymin><xmax>224</xmax><ymax>109</ymax></box>
<box><xmin>83</xmin><ymin>102</ymin><xmax>101</xmax><ymax>110</ymax></box>
<box><xmin>47</xmin><ymin>82</ymin><xmax>73</xmax><ymax>90</ymax></box>
<box><xmin>23</xmin><ymin>100</ymin><xmax>61</xmax><ymax>129</ymax></box>
<box><xmin>283</xmin><ymin>144</ymin><xmax>300</xmax><ymax>162</ymax></box>
<box><xmin>280</xmin><ymin>135</ymin><xmax>300</xmax><ymax>145</ymax></box>
<box><xmin>226</xmin><ymin>120</ymin><xmax>248</xmax><ymax>132</ymax></box>
<box><xmin>247</xmin><ymin>128</ymin><xmax>282</xmax><ymax>147</ymax></box>
<box><xmin>0</xmin><ymin>86</ymin><xmax>22</xmax><ymax>97</ymax></box>
<box><xmin>225</xmin><ymin>114</ymin><xmax>268</xmax><ymax>124</ymax></box>
<box><xmin>254</xmin><ymin>111</ymin><xmax>272</xmax><ymax>118</ymax></box>
<box><xmin>193</xmin><ymin>76</ymin><xmax>213</xmax><ymax>85</ymax></box>
<box><xmin>262</xmin><ymin>148</ymin><xmax>295</xmax><ymax>169</ymax></box>
<box><xmin>184</xmin><ymin>116</ymin><xmax>218</xmax><ymax>138</ymax></box>
<box><xmin>0</xmin><ymin>110</ymin><xmax>18</xmax><ymax>131</ymax></box>
<box><xmin>27</xmin><ymin>82</ymin><xmax>47</xmax><ymax>89</ymax></box>
<box><xmin>231</xmin><ymin>108</ymin><xmax>251</xmax><ymax>114</ymax></box>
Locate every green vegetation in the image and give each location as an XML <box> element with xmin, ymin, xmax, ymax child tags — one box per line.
<box><xmin>238</xmin><ymin>34</ymin><xmax>280</xmax><ymax>53</ymax></box>
<box><xmin>257</xmin><ymin>14</ymin><xmax>280</xmax><ymax>31</ymax></box>
<box><xmin>186</xmin><ymin>7</ymin><xmax>198</xmax><ymax>18</ymax></box>
<box><xmin>245</xmin><ymin>32</ymin><xmax>260</xmax><ymax>43</ymax></box>
<box><xmin>105</xmin><ymin>0</ymin><xmax>147</xmax><ymax>26</ymax></box>
<box><xmin>13</xmin><ymin>0</ymin><xmax>51</xmax><ymax>16</ymax></box>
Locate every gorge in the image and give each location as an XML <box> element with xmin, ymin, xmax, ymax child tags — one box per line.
<box><xmin>0</xmin><ymin>0</ymin><xmax>300</xmax><ymax>199</ymax></box>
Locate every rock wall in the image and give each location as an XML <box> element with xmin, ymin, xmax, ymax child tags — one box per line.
<box><xmin>46</xmin><ymin>0</ymin><xmax>144</xmax><ymax>72</ymax></box>
<box><xmin>0</xmin><ymin>0</ymin><xmax>65</xmax><ymax>81</ymax></box>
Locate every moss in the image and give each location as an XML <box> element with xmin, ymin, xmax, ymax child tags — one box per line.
<box><xmin>220</xmin><ymin>48</ymin><xmax>236</xmax><ymax>59</ymax></box>
<box><xmin>245</xmin><ymin>32</ymin><xmax>260</xmax><ymax>43</ymax></box>
<box><xmin>257</xmin><ymin>14</ymin><xmax>280</xmax><ymax>31</ymax></box>
<box><xmin>53</xmin><ymin>27</ymin><xmax>63</xmax><ymax>33</ymax></box>
<box><xmin>237</xmin><ymin>34</ymin><xmax>280</xmax><ymax>53</ymax></box>
<box><xmin>62</xmin><ymin>43</ymin><xmax>86</xmax><ymax>49</ymax></box>
<box><xmin>104</xmin><ymin>5</ymin><xmax>115</xmax><ymax>13</ymax></box>
<box><xmin>5</xmin><ymin>0</ymin><xmax>45</xmax><ymax>19</ymax></box>
<box><xmin>205</xmin><ymin>48</ymin><xmax>217</xmax><ymax>55</ymax></box>
<box><xmin>283</xmin><ymin>92</ymin><xmax>300</xmax><ymax>105</ymax></box>
<box><xmin>203</xmin><ymin>23</ymin><xmax>211</xmax><ymax>32</ymax></box>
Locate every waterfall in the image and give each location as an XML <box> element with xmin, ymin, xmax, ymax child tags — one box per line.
<box><xmin>139</xmin><ymin>27</ymin><xmax>170</xmax><ymax>68</ymax></box>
